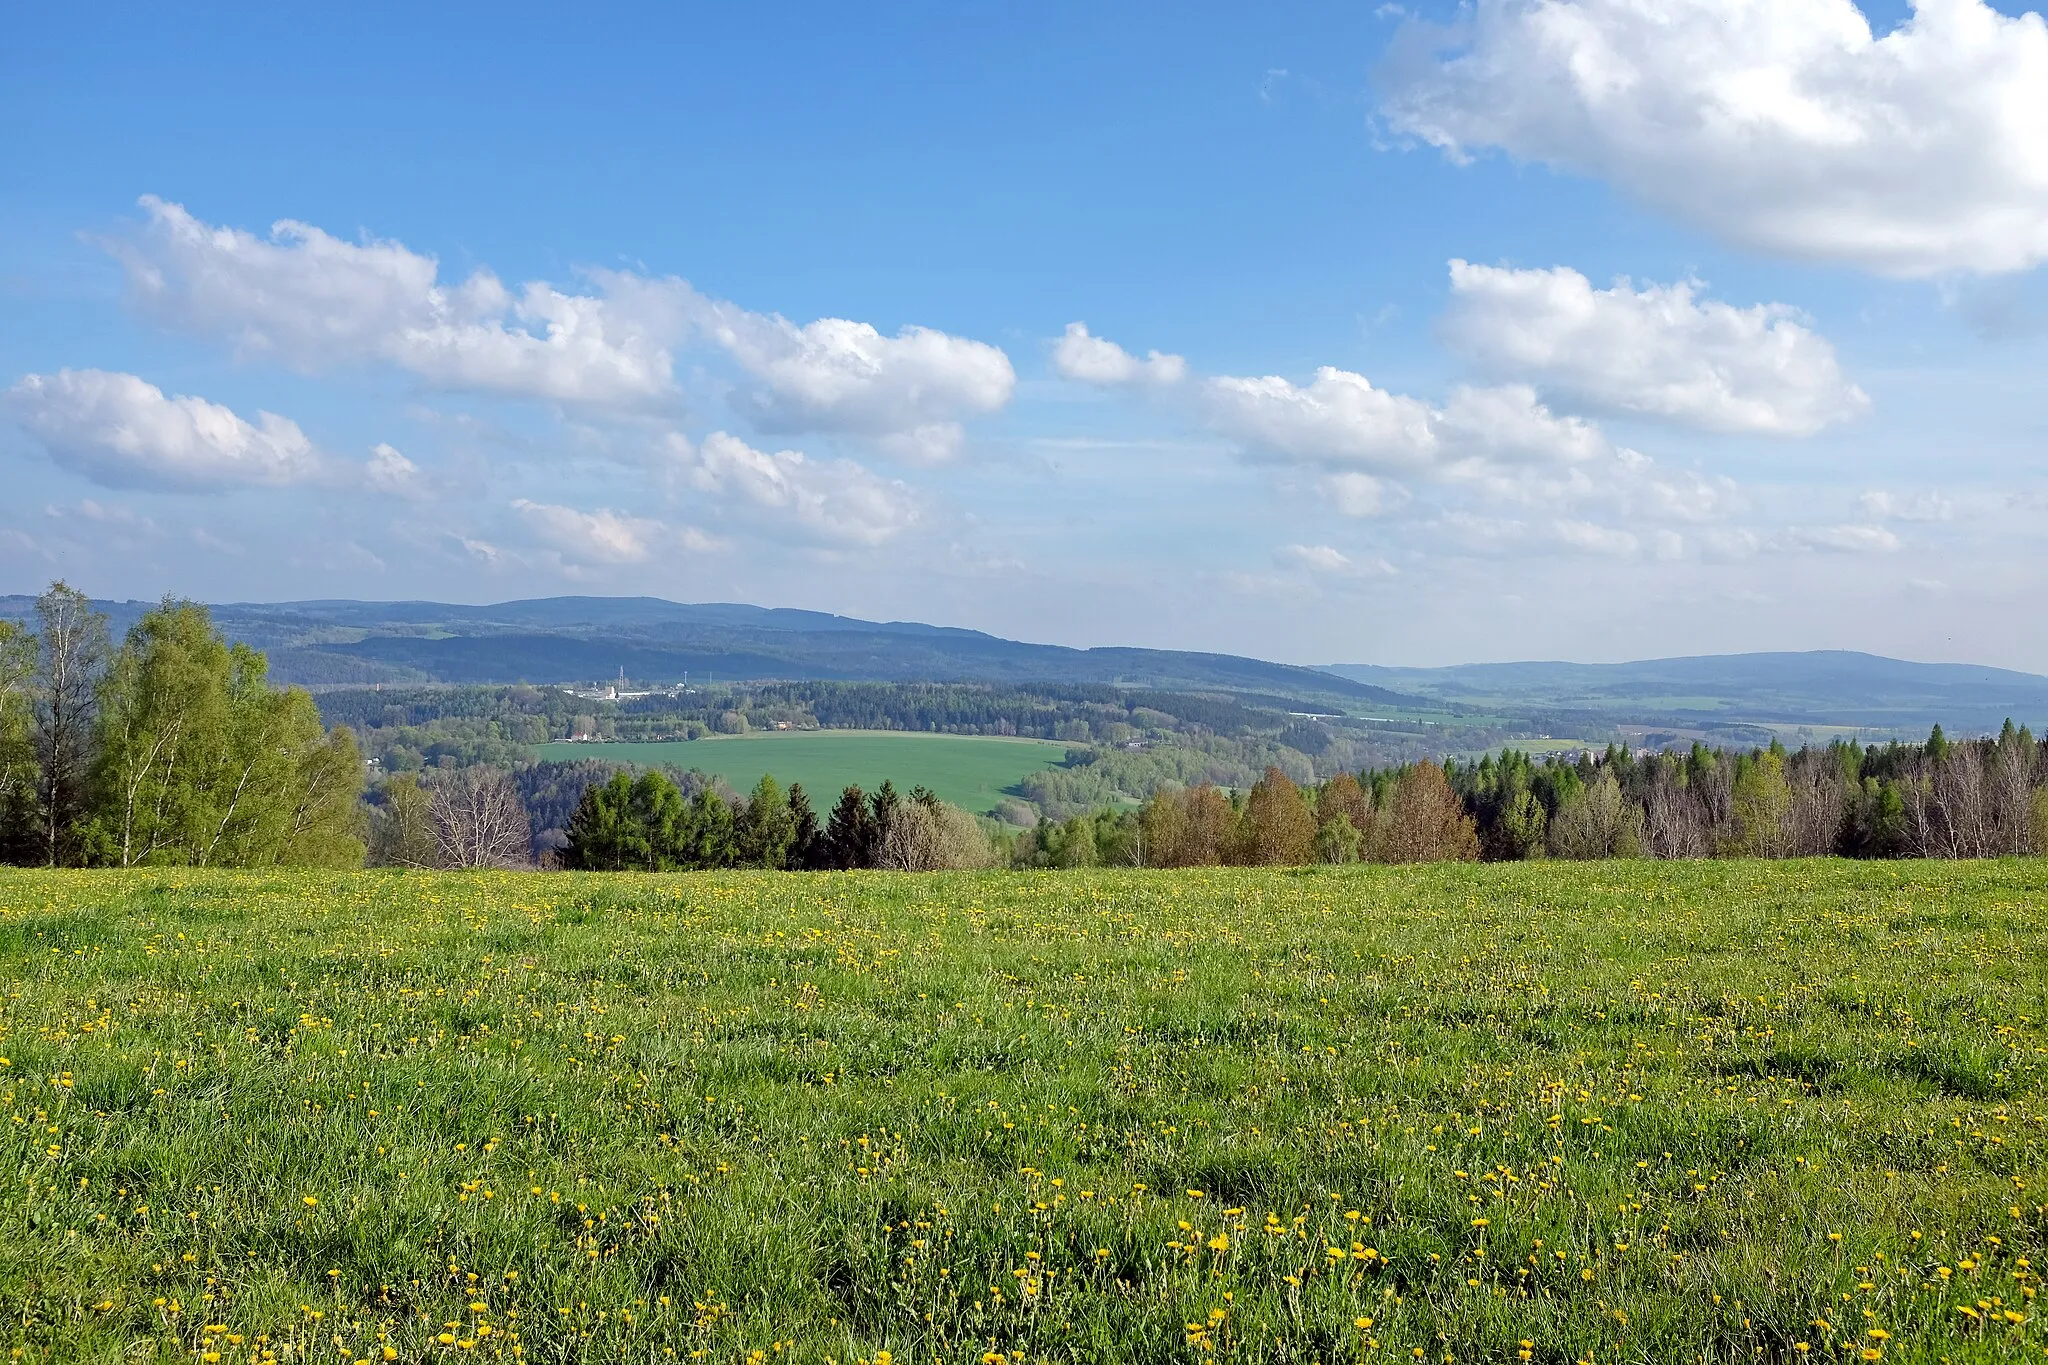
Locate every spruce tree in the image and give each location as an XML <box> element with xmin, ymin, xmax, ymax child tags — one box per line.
<box><xmin>825</xmin><ymin>784</ymin><xmax>873</xmax><ymax>869</ymax></box>
<box><xmin>785</xmin><ymin>782</ymin><xmax>820</xmax><ymax>869</ymax></box>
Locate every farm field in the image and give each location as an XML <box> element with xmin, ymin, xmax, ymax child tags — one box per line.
<box><xmin>3</xmin><ymin>863</ymin><xmax>2047</xmax><ymax>1363</ymax></box>
<box><xmin>532</xmin><ymin>731</ymin><xmax>1074</xmax><ymax>814</ymax></box>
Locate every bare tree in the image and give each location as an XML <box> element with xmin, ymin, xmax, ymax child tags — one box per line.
<box><xmin>1931</xmin><ymin>746</ymin><xmax>1994</xmax><ymax>858</ymax></box>
<box><xmin>432</xmin><ymin>767</ymin><xmax>532</xmax><ymax>869</ymax></box>
<box><xmin>1643</xmin><ymin>763</ymin><xmax>1709</xmax><ymax>859</ymax></box>
<box><xmin>371</xmin><ymin>774</ymin><xmax>441</xmax><ymax>868</ymax></box>
<box><xmin>1784</xmin><ymin>752</ymin><xmax>1847</xmax><ymax>857</ymax></box>
<box><xmin>874</xmin><ymin>798</ymin><xmax>995</xmax><ymax>871</ymax></box>
<box><xmin>876</xmin><ymin>799</ymin><xmax>945</xmax><ymax>871</ymax></box>
<box><xmin>32</xmin><ymin>583</ymin><xmax>109</xmax><ymax>866</ymax></box>
<box><xmin>1989</xmin><ymin>728</ymin><xmax>2038</xmax><ymax>856</ymax></box>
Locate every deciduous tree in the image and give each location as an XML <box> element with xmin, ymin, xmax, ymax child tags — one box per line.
<box><xmin>32</xmin><ymin>583</ymin><xmax>108</xmax><ymax>866</ymax></box>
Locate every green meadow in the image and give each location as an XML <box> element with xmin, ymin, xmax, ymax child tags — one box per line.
<box><xmin>532</xmin><ymin>731</ymin><xmax>1073</xmax><ymax>814</ymax></box>
<box><xmin>3</xmin><ymin>861</ymin><xmax>2046</xmax><ymax>1362</ymax></box>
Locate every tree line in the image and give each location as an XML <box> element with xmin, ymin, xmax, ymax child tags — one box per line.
<box><xmin>1075</xmin><ymin>728</ymin><xmax>2047</xmax><ymax>868</ymax></box>
<box><xmin>557</xmin><ymin>771</ymin><xmax>996</xmax><ymax>871</ymax></box>
<box><xmin>0</xmin><ymin>584</ymin><xmax>364</xmax><ymax>868</ymax></box>
<box><xmin>371</xmin><ymin>723</ymin><xmax>2047</xmax><ymax>874</ymax></box>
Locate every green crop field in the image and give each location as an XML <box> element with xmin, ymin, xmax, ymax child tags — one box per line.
<box><xmin>4</xmin><ymin>862</ymin><xmax>2047</xmax><ymax>1363</ymax></box>
<box><xmin>532</xmin><ymin>731</ymin><xmax>1073</xmax><ymax>814</ymax></box>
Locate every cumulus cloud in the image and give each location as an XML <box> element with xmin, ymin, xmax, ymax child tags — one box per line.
<box><xmin>1207</xmin><ymin>361</ymin><xmax>1754</xmax><ymax>544</ymax></box>
<box><xmin>1204</xmin><ymin>369</ymin><xmax>1441</xmax><ymax>471</ymax></box>
<box><xmin>5</xmin><ymin>369</ymin><xmax>323</xmax><ymax>490</ymax></box>
<box><xmin>699</xmin><ymin>307</ymin><xmax>1014</xmax><ymax>463</ymax></box>
<box><xmin>1378</xmin><ymin>0</ymin><xmax>2048</xmax><ymax>277</ymax></box>
<box><xmin>1205</xmin><ymin>369</ymin><xmax>1608</xmax><ymax>473</ymax></box>
<box><xmin>1440</xmin><ymin>261</ymin><xmax>1869</xmax><ymax>434</ymax></box>
<box><xmin>672</xmin><ymin>431</ymin><xmax>920</xmax><ymax>547</ymax></box>
<box><xmin>1050</xmin><ymin>323</ymin><xmax>1188</xmax><ymax>387</ymax></box>
<box><xmin>117</xmin><ymin>198</ymin><xmax>686</xmax><ymax>405</ymax></box>
<box><xmin>509</xmin><ymin>499</ymin><xmax>716</xmax><ymax>566</ymax></box>
<box><xmin>112</xmin><ymin>198</ymin><xmax>1016</xmax><ymax>454</ymax></box>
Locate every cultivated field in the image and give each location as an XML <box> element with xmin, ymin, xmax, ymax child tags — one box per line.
<box><xmin>3</xmin><ymin>862</ymin><xmax>2045</xmax><ymax>1363</ymax></box>
<box><xmin>532</xmin><ymin>732</ymin><xmax>1073</xmax><ymax>814</ymax></box>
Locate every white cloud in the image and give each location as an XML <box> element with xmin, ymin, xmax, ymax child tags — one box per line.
<box><xmin>1205</xmin><ymin>368</ymin><xmax>1440</xmax><ymax>470</ymax></box>
<box><xmin>509</xmin><ymin>499</ymin><xmax>711</xmax><ymax>566</ymax></box>
<box><xmin>5</xmin><ymin>369</ymin><xmax>323</xmax><ymax>490</ymax></box>
<box><xmin>703</xmin><ymin>307</ymin><xmax>1014</xmax><ymax>462</ymax></box>
<box><xmin>1206</xmin><ymin>369</ymin><xmax>1611</xmax><ymax>474</ymax></box>
<box><xmin>117</xmin><ymin>198</ymin><xmax>685</xmax><ymax>406</ymax></box>
<box><xmin>1441</xmin><ymin>260</ymin><xmax>1869</xmax><ymax>434</ymax></box>
<box><xmin>1785</xmin><ymin>522</ymin><xmax>1903</xmax><ymax>553</ymax></box>
<box><xmin>1858</xmin><ymin>489</ymin><xmax>1955</xmax><ymax>521</ymax></box>
<box><xmin>116</xmin><ymin>198</ymin><xmax>1020</xmax><ymax>453</ymax></box>
<box><xmin>364</xmin><ymin>442</ymin><xmax>428</xmax><ymax>499</ymax></box>
<box><xmin>1379</xmin><ymin>0</ymin><xmax>2048</xmax><ymax>277</ymax></box>
<box><xmin>673</xmin><ymin>431</ymin><xmax>920</xmax><ymax>546</ymax></box>
<box><xmin>1434</xmin><ymin>383</ymin><xmax>1610</xmax><ymax>466</ymax></box>
<box><xmin>1050</xmin><ymin>323</ymin><xmax>1188</xmax><ymax>387</ymax></box>
<box><xmin>1207</xmin><ymin>362</ymin><xmax>1756</xmax><ymax>540</ymax></box>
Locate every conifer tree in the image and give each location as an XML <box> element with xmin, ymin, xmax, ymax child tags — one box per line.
<box><xmin>785</xmin><ymin>782</ymin><xmax>821</xmax><ymax>869</ymax></box>
<box><xmin>825</xmin><ymin>784</ymin><xmax>874</xmax><ymax>869</ymax></box>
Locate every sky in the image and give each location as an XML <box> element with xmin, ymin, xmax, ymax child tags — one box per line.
<box><xmin>2</xmin><ymin>0</ymin><xmax>2045</xmax><ymax>670</ymax></box>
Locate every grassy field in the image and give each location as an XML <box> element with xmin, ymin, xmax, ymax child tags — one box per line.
<box><xmin>3</xmin><ymin>862</ymin><xmax>2047</xmax><ymax>1363</ymax></box>
<box><xmin>532</xmin><ymin>731</ymin><xmax>1073</xmax><ymax>814</ymax></box>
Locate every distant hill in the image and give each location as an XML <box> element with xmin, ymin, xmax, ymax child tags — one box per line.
<box><xmin>1321</xmin><ymin>652</ymin><xmax>2048</xmax><ymax>735</ymax></box>
<box><xmin>9</xmin><ymin>591</ymin><xmax>2037</xmax><ymax>736</ymax></box>
<box><xmin>0</xmin><ymin>594</ymin><xmax>1415</xmax><ymax>706</ymax></box>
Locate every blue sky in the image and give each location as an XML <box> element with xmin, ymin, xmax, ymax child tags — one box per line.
<box><xmin>3</xmin><ymin>0</ymin><xmax>2045</xmax><ymax>668</ymax></box>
